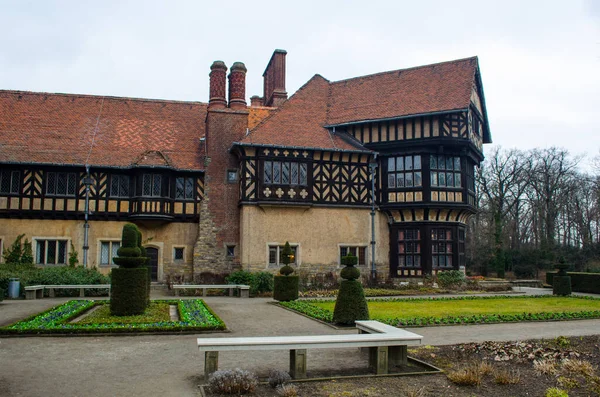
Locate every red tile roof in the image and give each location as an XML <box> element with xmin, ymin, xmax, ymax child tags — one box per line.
<box><xmin>241</xmin><ymin>57</ymin><xmax>479</xmax><ymax>151</ymax></box>
<box><xmin>239</xmin><ymin>75</ymin><xmax>369</xmax><ymax>152</ymax></box>
<box><xmin>0</xmin><ymin>90</ymin><xmax>207</xmax><ymax>170</ymax></box>
<box><xmin>327</xmin><ymin>57</ymin><xmax>478</xmax><ymax>125</ymax></box>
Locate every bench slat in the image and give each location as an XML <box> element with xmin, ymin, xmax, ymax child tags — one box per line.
<box><xmin>197</xmin><ymin>333</ymin><xmax>421</xmax><ymax>351</ymax></box>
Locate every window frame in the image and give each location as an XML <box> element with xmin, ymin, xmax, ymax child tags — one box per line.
<box><xmin>99</xmin><ymin>239</ymin><xmax>121</xmax><ymax>267</ymax></box>
<box><xmin>46</xmin><ymin>172</ymin><xmax>77</xmax><ymax>197</ymax></box>
<box><xmin>338</xmin><ymin>245</ymin><xmax>368</xmax><ymax>267</ymax></box>
<box><xmin>267</xmin><ymin>243</ymin><xmax>299</xmax><ymax>267</ymax></box>
<box><xmin>175</xmin><ymin>176</ymin><xmax>195</xmax><ymax>200</ymax></box>
<box><xmin>142</xmin><ymin>174</ymin><xmax>163</xmax><ymax>197</ymax></box>
<box><xmin>226</xmin><ymin>245</ymin><xmax>235</xmax><ymax>258</ymax></box>
<box><xmin>430</xmin><ymin>155</ymin><xmax>462</xmax><ymax>189</ymax></box>
<box><xmin>397</xmin><ymin>229</ymin><xmax>421</xmax><ymax>269</ymax></box>
<box><xmin>0</xmin><ymin>170</ymin><xmax>20</xmax><ymax>195</ymax></box>
<box><xmin>34</xmin><ymin>238</ymin><xmax>69</xmax><ymax>265</ymax></box>
<box><xmin>110</xmin><ymin>174</ymin><xmax>130</xmax><ymax>198</ymax></box>
<box><xmin>387</xmin><ymin>155</ymin><xmax>422</xmax><ymax>190</ymax></box>
<box><xmin>173</xmin><ymin>246</ymin><xmax>185</xmax><ymax>262</ymax></box>
<box><xmin>263</xmin><ymin>161</ymin><xmax>308</xmax><ymax>187</ymax></box>
<box><xmin>226</xmin><ymin>170</ymin><xmax>238</xmax><ymax>184</ymax></box>
<box><xmin>431</xmin><ymin>228</ymin><xmax>454</xmax><ymax>269</ymax></box>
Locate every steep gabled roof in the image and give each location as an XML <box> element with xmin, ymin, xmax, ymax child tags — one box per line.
<box><xmin>0</xmin><ymin>90</ymin><xmax>207</xmax><ymax>170</ymax></box>
<box><xmin>239</xmin><ymin>75</ymin><xmax>369</xmax><ymax>152</ymax></box>
<box><xmin>326</xmin><ymin>57</ymin><xmax>478</xmax><ymax>126</ymax></box>
<box><xmin>240</xmin><ymin>57</ymin><xmax>486</xmax><ymax>152</ymax></box>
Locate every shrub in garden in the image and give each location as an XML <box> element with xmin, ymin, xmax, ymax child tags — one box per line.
<box><xmin>226</xmin><ymin>270</ymin><xmax>254</xmax><ymax>285</ymax></box>
<box><xmin>252</xmin><ymin>271</ymin><xmax>274</xmax><ymax>295</ymax></box>
<box><xmin>276</xmin><ymin>384</ymin><xmax>298</xmax><ymax>397</ymax></box>
<box><xmin>436</xmin><ymin>270</ymin><xmax>466</xmax><ymax>289</ymax></box>
<box><xmin>110</xmin><ymin>223</ymin><xmax>149</xmax><ymax>316</ymax></box>
<box><xmin>2</xmin><ymin>234</ymin><xmax>34</xmax><ymax>265</ymax></box>
<box><xmin>545</xmin><ymin>387</ymin><xmax>569</xmax><ymax>397</ymax></box>
<box><xmin>333</xmin><ymin>252</ymin><xmax>369</xmax><ymax>325</ymax></box>
<box><xmin>208</xmin><ymin>368</ymin><xmax>258</xmax><ymax>395</ymax></box>
<box><xmin>274</xmin><ymin>242</ymin><xmax>299</xmax><ymax>301</ymax></box>
<box><xmin>547</xmin><ymin>271</ymin><xmax>600</xmax><ymax>294</ymax></box>
<box><xmin>553</xmin><ymin>258</ymin><xmax>572</xmax><ymax>296</ymax></box>
<box><xmin>268</xmin><ymin>369</ymin><xmax>291</xmax><ymax>388</ymax></box>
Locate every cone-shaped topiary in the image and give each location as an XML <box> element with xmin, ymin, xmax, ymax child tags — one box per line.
<box><xmin>333</xmin><ymin>252</ymin><xmax>369</xmax><ymax>325</ymax></box>
<box><xmin>274</xmin><ymin>241</ymin><xmax>299</xmax><ymax>301</ymax></box>
<box><xmin>110</xmin><ymin>223</ymin><xmax>149</xmax><ymax>315</ymax></box>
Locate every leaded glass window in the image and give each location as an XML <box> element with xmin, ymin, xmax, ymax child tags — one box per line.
<box><xmin>36</xmin><ymin>239</ymin><xmax>68</xmax><ymax>265</ymax></box>
<box><xmin>432</xmin><ymin>228</ymin><xmax>453</xmax><ymax>268</ymax></box>
<box><xmin>110</xmin><ymin>175</ymin><xmax>129</xmax><ymax>197</ymax></box>
<box><xmin>263</xmin><ymin>161</ymin><xmax>308</xmax><ymax>186</ymax></box>
<box><xmin>339</xmin><ymin>246</ymin><xmax>367</xmax><ymax>266</ymax></box>
<box><xmin>387</xmin><ymin>155</ymin><xmax>422</xmax><ymax>191</ymax></box>
<box><xmin>175</xmin><ymin>177</ymin><xmax>195</xmax><ymax>200</ymax></box>
<box><xmin>100</xmin><ymin>241</ymin><xmax>121</xmax><ymax>266</ymax></box>
<box><xmin>0</xmin><ymin>170</ymin><xmax>20</xmax><ymax>194</ymax></box>
<box><xmin>46</xmin><ymin>172</ymin><xmax>77</xmax><ymax>196</ymax></box>
<box><xmin>143</xmin><ymin>174</ymin><xmax>162</xmax><ymax>197</ymax></box>
<box><xmin>398</xmin><ymin>229</ymin><xmax>421</xmax><ymax>268</ymax></box>
<box><xmin>431</xmin><ymin>156</ymin><xmax>461</xmax><ymax>188</ymax></box>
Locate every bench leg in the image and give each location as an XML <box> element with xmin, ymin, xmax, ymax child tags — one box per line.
<box><xmin>204</xmin><ymin>351</ymin><xmax>219</xmax><ymax>380</ymax></box>
<box><xmin>229</xmin><ymin>288</ymin><xmax>234</xmax><ymax>297</ymax></box>
<box><xmin>369</xmin><ymin>346</ymin><xmax>389</xmax><ymax>375</ymax></box>
<box><xmin>175</xmin><ymin>289</ymin><xmax>179</xmax><ymax>297</ymax></box>
<box><xmin>80</xmin><ymin>288</ymin><xmax>85</xmax><ymax>297</ymax></box>
<box><xmin>289</xmin><ymin>349</ymin><xmax>307</xmax><ymax>379</ymax></box>
<box><xmin>49</xmin><ymin>288</ymin><xmax>55</xmax><ymax>298</ymax></box>
<box><xmin>389</xmin><ymin>345</ymin><xmax>407</xmax><ymax>367</ymax></box>
<box><xmin>240</xmin><ymin>289</ymin><xmax>249</xmax><ymax>298</ymax></box>
<box><xmin>25</xmin><ymin>290</ymin><xmax>35</xmax><ymax>300</ymax></box>
<box><xmin>37</xmin><ymin>289</ymin><xmax>43</xmax><ymax>299</ymax></box>
<box><xmin>202</xmin><ymin>288</ymin><xmax>207</xmax><ymax>297</ymax></box>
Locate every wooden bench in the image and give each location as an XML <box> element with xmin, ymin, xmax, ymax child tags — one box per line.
<box><xmin>24</xmin><ymin>284</ymin><xmax>111</xmax><ymax>299</ymax></box>
<box><xmin>197</xmin><ymin>320</ymin><xmax>422</xmax><ymax>380</ymax></box>
<box><xmin>172</xmin><ymin>284</ymin><xmax>250</xmax><ymax>298</ymax></box>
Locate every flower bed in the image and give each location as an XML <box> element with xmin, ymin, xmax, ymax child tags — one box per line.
<box><xmin>0</xmin><ymin>299</ymin><xmax>226</xmax><ymax>335</ymax></box>
<box><xmin>280</xmin><ymin>295</ymin><xmax>600</xmax><ymax>327</ymax></box>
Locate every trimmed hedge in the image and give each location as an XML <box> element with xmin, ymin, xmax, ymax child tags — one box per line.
<box><xmin>110</xmin><ymin>267</ymin><xmax>148</xmax><ymax>316</ymax></box>
<box><xmin>0</xmin><ymin>287</ymin><xmax>4</xmax><ymax>301</ymax></box>
<box><xmin>547</xmin><ymin>272</ymin><xmax>600</xmax><ymax>294</ymax></box>
<box><xmin>273</xmin><ymin>275</ymin><xmax>299</xmax><ymax>301</ymax></box>
<box><xmin>332</xmin><ymin>280</ymin><xmax>370</xmax><ymax>325</ymax></box>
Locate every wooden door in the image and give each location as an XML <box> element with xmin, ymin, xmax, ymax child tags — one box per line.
<box><xmin>146</xmin><ymin>247</ymin><xmax>159</xmax><ymax>281</ymax></box>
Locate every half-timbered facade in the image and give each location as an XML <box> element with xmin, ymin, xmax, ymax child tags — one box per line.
<box><xmin>0</xmin><ymin>49</ymin><xmax>491</xmax><ymax>281</ymax></box>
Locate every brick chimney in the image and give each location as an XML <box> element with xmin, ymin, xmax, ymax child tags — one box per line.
<box><xmin>209</xmin><ymin>61</ymin><xmax>227</xmax><ymax>109</ymax></box>
<box><xmin>250</xmin><ymin>95</ymin><xmax>263</xmax><ymax>107</ymax></box>
<box><xmin>262</xmin><ymin>49</ymin><xmax>288</xmax><ymax>107</ymax></box>
<box><xmin>228</xmin><ymin>62</ymin><xmax>247</xmax><ymax>109</ymax></box>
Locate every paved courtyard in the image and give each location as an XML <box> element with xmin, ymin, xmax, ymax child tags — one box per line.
<box><xmin>0</xmin><ymin>289</ymin><xmax>599</xmax><ymax>396</ymax></box>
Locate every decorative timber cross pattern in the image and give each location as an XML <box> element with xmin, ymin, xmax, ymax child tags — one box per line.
<box><xmin>275</xmin><ymin>188</ymin><xmax>284</xmax><ymax>198</ymax></box>
<box><xmin>288</xmin><ymin>189</ymin><xmax>296</xmax><ymax>199</ymax></box>
<box><xmin>300</xmin><ymin>189</ymin><xmax>308</xmax><ymax>199</ymax></box>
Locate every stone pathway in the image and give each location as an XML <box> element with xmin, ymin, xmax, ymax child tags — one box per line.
<box><xmin>0</xmin><ymin>289</ymin><xmax>598</xmax><ymax>396</ymax></box>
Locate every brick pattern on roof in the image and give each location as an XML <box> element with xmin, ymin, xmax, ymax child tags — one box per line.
<box><xmin>0</xmin><ymin>91</ymin><xmax>207</xmax><ymax>170</ymax></box>
<box><xmin>327</xmin><ymin>57</ymin><xmax>478</xmax><ymax>125</ymax></box>
<box><xmin>242</xmin><ymin>57</ymin><xmax>478</xmax><ymax>152</ymax></box>
<box><xmin>248</xmin><ymin>107</ymin><xmax>275</xmax><ymax>130</ymax></box>
<box><xmin>240</xmin><ymin>75</ymin><xmax>367</xmax><ymax>152</ymax></box>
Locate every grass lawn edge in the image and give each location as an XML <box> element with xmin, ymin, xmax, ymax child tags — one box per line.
<box><xmin>279</xmin><ymin>295</ymin><xmax>600</xmax><ymax>327</ymax></box>
<box><xmin>0</xmin><ymin>299</ymin><xmax>227</xmax><ymax>336</ymax></box>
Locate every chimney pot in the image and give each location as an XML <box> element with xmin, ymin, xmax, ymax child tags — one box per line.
<box><xmin>250</xmin><ymin>95</ymin><xmax>263</xmax><ymax>107</ymax></box>
<box><xmin>209</xmin><ymin>61</ymin><xmax>227</xmax><ymax>109</ymax></box>
<box><xmin>262</xmin><ymin>49</ymin><xmax>288</xmax><ymax>107</ymax></box>
<box><xmin>228</xmin><ymin>61</ymin><xmax>247</xmax><ymax>109</ymax></box>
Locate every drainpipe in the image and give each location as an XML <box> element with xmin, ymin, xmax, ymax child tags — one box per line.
<box><xmin>369</xmin><ymin>155</ymin><xmax>378</xmax><ymax>284</ymax></box>
<box><xmin>83</xmin><ymin>165</ymin><xmax>92</xmax><ymax>268</ymax></box>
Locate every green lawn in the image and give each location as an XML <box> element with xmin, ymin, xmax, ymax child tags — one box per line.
<box><xmin>311</xmin><ymin>296</ymin><xmax>600</xmax><ymax>319</ymax></box>
<box><xmin>280</xmin><ymin>296</ymin><xmax>600</xmax><ymax>326</ymax></box>
<box><xmin>77</xmin><ymin>302</ymin><xmax>171</xmax><ymax>325</ymax></box>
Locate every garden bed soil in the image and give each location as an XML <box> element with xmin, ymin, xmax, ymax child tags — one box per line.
<box><xmin>200</xmin><ymin>335</ymin><xmax>600</xmax><ymax>396</ymax></box>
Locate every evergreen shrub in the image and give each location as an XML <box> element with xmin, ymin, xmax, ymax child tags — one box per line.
<box><xmin>110</xmin><ymin>267</ymin><xmax>148</xmax><ymax>316</ymax></box>
<box><xmin>333</xmin><ymin>253</ymin><xmax>369</xmax><ymax>325</ymax></box>
<box><xmin>332</xmin><ymin>280</ymin><xmax>369</xmax><ymax>325</ymax></box>
<box><xmin>252</xmin><ymin>271</ymin><xmax>274</xmax><ymax>294</ymax></box>
<box><xmin>437</xmin><ymin>270</ymin><xmax>466</xmax><ymax>288</ymax></box>
<box><xmin>273</xmin><ymin>275</ymin><xmax>299</xmax><ymax>301</ymax></box>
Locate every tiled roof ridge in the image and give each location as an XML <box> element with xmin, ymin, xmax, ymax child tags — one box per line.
<box><xmin>245</xmin><ymin>74</ymin><xmax>330</xmax><ymax>140</ymax></box>
<box><xmin>330</xmin><ymin>56</ymin><xmax>478</xmax><ymax>85</ymax></box>
<box><xmin>0</xmin><ymin>89</ymin><xmax>207</xmax><ymax>106</ymax></box>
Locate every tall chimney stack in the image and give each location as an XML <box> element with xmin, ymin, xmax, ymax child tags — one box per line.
<box><xmin>228</xmin><ymin>62</ymin><xmax>247</xmax><ymax>109</ymax></box>
<box><xmin>262</xmin><ymin>49</ymin><xmax>288</xmax><ymax>107</ymax></box>
<box><xmin>209</xmin><ymin>61</ymin><xmax>227</xmax><ymax>109</ymax></box>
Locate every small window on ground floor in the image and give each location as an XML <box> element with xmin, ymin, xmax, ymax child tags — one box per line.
<box><xmin>36</xmin><ymin>239</ymin><xmax>68</xmax><ymax>265</ymax></box>
<box><xmin>100</xmin><ymin>241</ymin><xmax>121</xmax><ymax>267</ymax></box>
<box><xmin>339</xmin><ymin>246</ymin><xmax>367</xmax><ymax>266</ymax></box>
<box><xmin>268</xmin><ymin>244</ymin><xmax>298</xmax><ymax>266</ymax></box>
<box><xmin>226</xmin><ymin>245</ymin><xmax>235</xmax><ymax>257</ymax></box>
<box><xmin>432</xmin><ymin>228</ymin><xmax>453</xmax><ymax>268</ymax></box>
<box><xmin>173</xmin><ymin>247</ymin><xmax>185</xmax><ymax>261</ymax></box>
<box><xmin>398</xmin><ymin>229</ymin><xmax>421</xmax><ymax>268</ymax></box>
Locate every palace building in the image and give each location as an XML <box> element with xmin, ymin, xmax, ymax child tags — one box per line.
<box><xmin>0</xmin><ymin>49</ymin><xmax>491</xmax><ymax>281</ymax></box>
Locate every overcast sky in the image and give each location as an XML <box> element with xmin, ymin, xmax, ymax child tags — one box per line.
<box><xmin>1</xmin><ymin>0</ymin><xmax>598</xmax><ymax>171</ymax></box>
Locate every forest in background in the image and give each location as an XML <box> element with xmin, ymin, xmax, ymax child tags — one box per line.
<box><xmin>468</xmin><ymin>147</ymin><xmax>600</xmax><ymax>278</ymax></box>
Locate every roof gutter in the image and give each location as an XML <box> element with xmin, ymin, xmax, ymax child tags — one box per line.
<box><xmin>324</xmin><ymin>108</ymin><xmax>468</xmax><ymax>129</ymax></box>
<box><xmin>0</xmin><ymin>160</ymin><xmax>205</xmax><ymax>173</ymax></box>
<box><xmin>230</xmin><ymin>142</ymin><xmax>374</xmax><ymax>155</ymax></box>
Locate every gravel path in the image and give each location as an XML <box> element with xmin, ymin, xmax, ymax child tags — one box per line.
<box><xmin>0</xmin><ymin>289</ymin><xmax>598</xmax><ymax>397</ymax></box>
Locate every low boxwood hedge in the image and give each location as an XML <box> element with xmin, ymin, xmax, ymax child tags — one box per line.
<box><xmin>546</xmin><ymin>272</ymin><xmax>600</xmax><ymax>294</ymax></box>
<box><xmin>0</xmin><ymin>299</ymin><xmax>226</xmax><ymax>335</ymax></box>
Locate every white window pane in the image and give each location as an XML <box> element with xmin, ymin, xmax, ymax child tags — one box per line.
<box><xmin>101</xmin><ymin>242</ymin><xmax>109</xmax><ymax>265</ymax></box>
<box><xmin>388</xmin><ymin>157</ymin><xmax>395</xmax><ymax>172</ymax></box>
